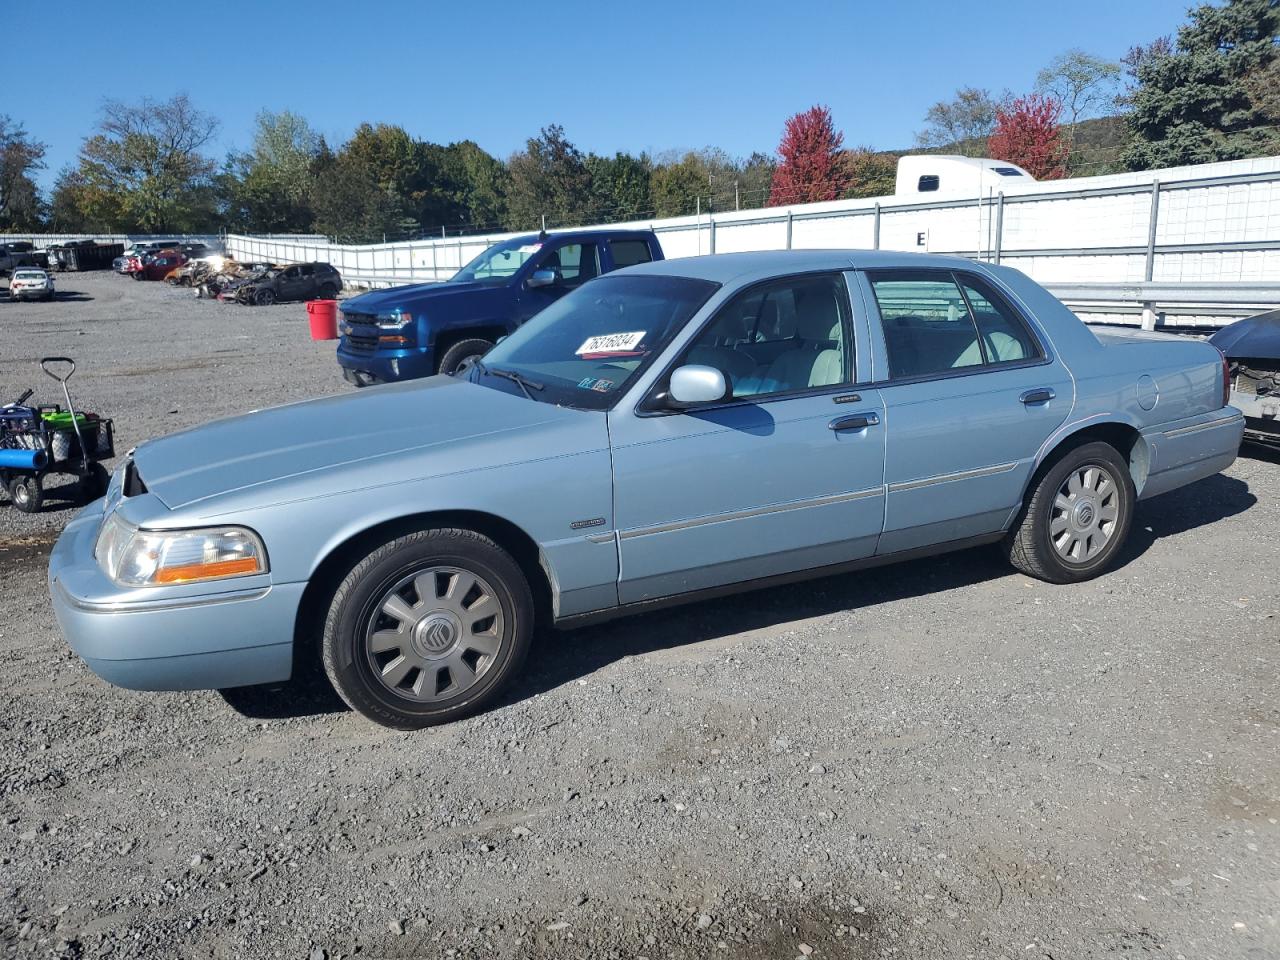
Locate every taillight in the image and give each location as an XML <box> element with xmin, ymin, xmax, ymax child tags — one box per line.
<box><xmin>1218</xmin><ymin>348</ymin><xmax>1231</xmax><ymax>407</ymax></box>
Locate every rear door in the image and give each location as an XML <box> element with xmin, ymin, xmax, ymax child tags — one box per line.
<box><xmin>859</xmin><ymin>268</ymin><xmax>1073</xmax><ymax>554</ymax></box>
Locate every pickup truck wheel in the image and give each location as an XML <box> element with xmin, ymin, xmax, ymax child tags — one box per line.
<box><xmin>1005</xmin><ymin>441</ymin><xmax>1134</xmax><ymax>584</ymax></box>
<box><xmin>7</xmin><ymin>474</ymin><xmax>43</xmax><ymax>514</ymax></box>
<box><xmin>322</xmin><ymin>528</ymin><xmax>533</xmax><ymax>729</ymax></box>
<box><xmin>439</xmin><ymin>339</ymin><xmax>495</xmax><ymax>377</ymax></box>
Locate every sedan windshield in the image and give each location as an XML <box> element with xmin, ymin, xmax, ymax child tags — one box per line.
<box><xmin>476</xmin><ymin>274</ymin><xmax>720</xmax><ymax>410</ymax></box>
<box><xmin>452</xmin><ymin>238</ymin><xmax>543</xmax><ymax>285</ymax></box>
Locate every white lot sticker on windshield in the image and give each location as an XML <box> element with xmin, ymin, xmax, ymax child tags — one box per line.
<box><xmin>576</xmin><ymin>331</ymin><xmax>645</xmax><ymax>356</ymax></box>
<box><xmin>516</xmin><ymin>244</ymin><xmax>542</xmax><ymax>254</ymax></box>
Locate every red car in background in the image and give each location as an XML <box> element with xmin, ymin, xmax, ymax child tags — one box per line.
<box><xmin>127</xmin><ymin>250</ymin><xmax>188</xmax><ymax>281</ymax></box>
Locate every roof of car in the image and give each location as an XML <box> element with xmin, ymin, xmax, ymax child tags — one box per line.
<box><xmin>618</xmin><ymin>249</ymin><xmax>985</xmax><ymax>284</ymax></box>
<box><xmin>507</xmin><ymin>229</ymin><xmax>657</xmax><ymax>245</ymax></box>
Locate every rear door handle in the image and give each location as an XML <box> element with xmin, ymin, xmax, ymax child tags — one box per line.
<box><xmin>1020</xmin><ymin>388</ymin><xmax>1056</xmax><ymax>405</ymax></box>
<box><xmin>829</xmin><ymin>412</ymin><xmax>880</xmax><ymax>432</ymax></box>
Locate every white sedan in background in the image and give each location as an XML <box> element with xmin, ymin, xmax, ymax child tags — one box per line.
<box><xmin>7</xmin><ymin>267</ymin><xmax>55</xmax><ymax>302</ymax></box>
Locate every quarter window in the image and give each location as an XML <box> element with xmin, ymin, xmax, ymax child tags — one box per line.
<box><xmin>683</xmin><ymin>273</ymin><xmax>851</xmax><ymax>399</ymax></box>
<box><xmin>917</xmin><ymin>175</ymin><xmax>940</xmax><ymax>192</ymax></box>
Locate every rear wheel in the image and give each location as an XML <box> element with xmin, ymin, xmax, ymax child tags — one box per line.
<box><xmin>438</xmin><ymin>338</ymin><xmax>495</xmax><ymax>377</ymax></box>
<box><xmin>321</xmin><ymin>528</ymin><xmax>533</xmax><ymax>729</ymax></box>
<box><xmin>7</xmin><ymin>474</ymin><xmax>43</xmax><ymax>513</ymax></box>
<box><xmin>1005</xmin><ymin>440</ymin><xmax>1134</xmax><ymax>584</ymax></box>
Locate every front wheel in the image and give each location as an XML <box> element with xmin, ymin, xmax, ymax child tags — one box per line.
<box><xmin>438</xmin><ymin>338</ymin><xmax>495</xmax><ymax>377</ymax></box>
<box><xmin>79</xmin><ymin>462</ymin><xmax>110</xmax><ymax>503</ymax></box>
<box><xmin>7</xmin><ymin>474</ymin><xmax>44</xmax><ymax>513</ymax></box>
<box><xmin>1005</xmin><ymin>440</ymin><xmax>1135</xmax><ymax>584</ymax></box>
<box><xmin>254</xmin><ymin>288</ymin><xmax>276</xmax><ymax>306</ymax></box>
<box><xmin>321</xmin><ymin>528</ymin><xmax>534</xmax><ymax>729</ymax></box>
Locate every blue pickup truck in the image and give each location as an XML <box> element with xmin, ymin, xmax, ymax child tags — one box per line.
<box><xmin>336</xmin><ymin>229</ymin><xmax>664</xmax><ymax>384</ymax></box>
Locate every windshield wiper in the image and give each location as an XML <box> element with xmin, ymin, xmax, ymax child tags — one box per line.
<box><xmin>486</xmin><ymin>365</ymin><xmax>545</xmax><ymax>401</ymax></box>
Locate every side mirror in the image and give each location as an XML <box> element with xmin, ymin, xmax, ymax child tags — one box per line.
<box><xmin>668</xmin><ymin>365</ymin><xmax>730</xmax><ymax>406</ymax></box>
<box><xmin>527</xmin><ymin>268</ymin><xmax>557</xmax><ymax>289</ymax></box>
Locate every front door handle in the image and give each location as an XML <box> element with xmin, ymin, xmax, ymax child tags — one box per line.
<box><xmin>830</xmin><ymin>412</ymin><xmax>880</xmax><ymax>432</ymax></box>
<box><xmin>1020</xmin><ymin>388</ymin><xmax>1056</xmax><ymax>405</ymax></box>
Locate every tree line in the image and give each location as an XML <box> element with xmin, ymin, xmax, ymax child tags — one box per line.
<box><xmin>1</xmin><ymin>0</ymin><xmax>1276</xmax><ymax>242</ymax></box>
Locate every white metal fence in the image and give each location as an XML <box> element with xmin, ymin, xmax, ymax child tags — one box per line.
<box><xmin>0</xmin><ymin>233</ymin><xmax>326</xmax><ymax>251</ymax></box>
<box><xmin>208</xmin><ymin>155</ymin><xmax>1278</xmax><ymax>328</ymax></box>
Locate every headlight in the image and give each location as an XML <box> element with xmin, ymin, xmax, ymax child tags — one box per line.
<box><xmin>95</xmin><ymin>514</ymin><xmax>267</xmax><ymax>587</ymax></box>
<box><xmin>376</xmin><ymin>309</ymin><xmax>413</xmax><ymax>330</ymax></box>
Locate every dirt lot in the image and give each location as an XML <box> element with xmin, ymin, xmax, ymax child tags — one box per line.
<box><xmin>1</xmin><ymin>271</ymin><xmax>1277</xmax><ymax>960</ymax></box>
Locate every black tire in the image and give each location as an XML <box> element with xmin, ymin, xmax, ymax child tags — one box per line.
<box><xmin>438</xmin><ymin>338</ymin><xmax>495</xmax><ymax>377</ymax></box>
<box><xmin>254</xmin><ymin>288</ymin><xmax>277</xmax><ymax>306</ymax></box>
<box><xmin>79</xmin><ymin>462</ymin><xmax>111</xmax><ymax>503</ymax></box>
<box><xmin>1004</xmin><ymin>440</ymin><xmax>1135</xmax><ymax>584</ymax></box>
<box><xmin>321</xmin><ymin>528</ymin><xmax>534</xmax><ymax>729</ymax></box>
<box><xmin>7</xmin><ymin>474</ymin><xmax>44</xmax><ymax>514</ymax></box>
<box><xmin>131</xmin><ymin>271</ymin><xmax>144</xmax><ymax>281</ymax></box>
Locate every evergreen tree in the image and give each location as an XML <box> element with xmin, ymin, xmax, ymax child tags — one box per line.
<box><xmin>1123</xmin><ymin>0</ymin><xmax>1280</xmax><ymax>169</ymax></box>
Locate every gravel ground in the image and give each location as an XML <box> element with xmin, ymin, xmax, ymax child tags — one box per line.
<box><xmin>1</xmin><ymin>271</ymin><xmax>1277</xmax><ymax>960</ymax></box>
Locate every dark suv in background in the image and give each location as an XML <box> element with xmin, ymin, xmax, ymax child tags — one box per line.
<box><xmin>229</xmin><ymin>262</ymin><xmax>343</xmax><ymax>306</ymax></box>
<box><xmin>336</xmin><ymin>229</ymin><xmax>663</xmax><ymax>384</ymax></box>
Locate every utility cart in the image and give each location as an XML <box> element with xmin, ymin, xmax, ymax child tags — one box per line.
<box><xmin>0</xmin><ymin>358</ymin><xmax>114</xmax><ymax>513</ymax></box>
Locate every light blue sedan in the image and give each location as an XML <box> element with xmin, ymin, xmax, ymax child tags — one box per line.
<box><xmin>49</xmin><ymin>251</ymin><xmax>1244</xmax><ymax>728</ymax></box>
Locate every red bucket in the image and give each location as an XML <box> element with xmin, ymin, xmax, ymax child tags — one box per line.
<box><xmin>307</xmin><ymin>299</ymin><xmax>339</xmax><ymax>341</ymax></box>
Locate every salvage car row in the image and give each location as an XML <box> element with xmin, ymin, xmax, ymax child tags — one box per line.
<box><xmin>109</xmin><ymin>241</ymin><xmax>344</xmax><ymax>306</ymax></box>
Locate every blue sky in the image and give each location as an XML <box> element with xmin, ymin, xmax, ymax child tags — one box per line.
<box><xmin>8</xmin><ymin>0</ymin><xmax>1190</xmax><ymax>189</ymax></box>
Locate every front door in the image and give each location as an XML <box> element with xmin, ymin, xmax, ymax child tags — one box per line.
<box><xmin>515</xmin><ymin>241</ymin><xmax>601</xmax><ymax>324</ymax></box>
<box><xmin>609</xmin><ymin>271</ymin><xmax>887</xmax><ymax>604</ymax></box>
<box><xmin>862</xmin><ymin>269</ymin><xmax>1074</xmax><ymax>554</ymax></box>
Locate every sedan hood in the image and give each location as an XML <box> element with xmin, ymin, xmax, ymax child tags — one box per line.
<box><xmin>1209</xmin><ymin>310</ymin><xmax>1280</xmax><ymax>359</ymax></box>
<box><xmin>341</xmin><ymin>281</ymin><xmax>497</xmax><ymax>314</ymax></box>
<box><xmin>132</xmin><ymin>377</ymin><xmax>582</xmax><ymax>510</ymax></box>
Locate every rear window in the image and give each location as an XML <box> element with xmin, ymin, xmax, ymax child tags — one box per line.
<box><xmin>610</xmin><ymin>239</ymin><xmax>653</xmax><ymax>269</ymax></box>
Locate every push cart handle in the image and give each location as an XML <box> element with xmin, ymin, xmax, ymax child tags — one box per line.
<box><xmin>40</xmin><ymin>357</ymin><xmax>76</xmax><ymax>382</ymax></box>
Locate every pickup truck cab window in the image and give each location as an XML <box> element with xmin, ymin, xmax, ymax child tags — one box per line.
<box><xmin>537</xmin><ymin>242</ymin><xmax>599</xmax><ymax>289</ymax></box>
<box><xmin>609</xmin><ymin>239</ymin><xmax>654</xmax><ymax>268</ymax></box>
<box><xmin>681</xmin><ymin>272</ymin><xmax>853</xmax><ymax>400</ymax></box>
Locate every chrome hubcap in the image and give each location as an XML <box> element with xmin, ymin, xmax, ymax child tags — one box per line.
<box><xmin>364</xmin><ymin>565</ymin><xmax>505</xmax><ymax>702</ymax></box>
<box><xmin>1050</xmin><ymin>464</ymin><xmax>1120</xmax><ymax>564</ymax></box>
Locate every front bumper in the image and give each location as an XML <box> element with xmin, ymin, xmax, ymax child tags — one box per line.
<box><xmin>48</xmin><ymin>500</ymin><xmax>302</xmax><ymax>691</ymax></box>
<box><xmin>336</xmin><ymin>341</ymin><xmax>435</xmax><ymax>385</ymax></box>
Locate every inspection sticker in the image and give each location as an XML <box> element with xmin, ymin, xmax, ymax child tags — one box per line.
<box><xmin>576</xmin><ymin>331</ymin><xmax>645</xmax><ymax>356</ymax></box>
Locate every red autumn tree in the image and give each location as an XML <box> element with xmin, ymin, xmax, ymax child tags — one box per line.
<box><xmin>768</xmin><ymin>105</ymin><xmax>845</xmax><ymax>206</ymax></box>
<box><xmin>987</xmin><ymin>93</ymin><xmax>1069</xmax><ymax>180</ymax></box>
